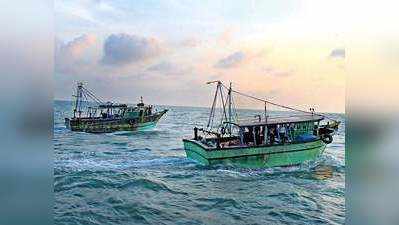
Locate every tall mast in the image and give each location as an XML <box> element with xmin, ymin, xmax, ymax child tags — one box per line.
<box><xmin>228</xmin><ymin>82</ymin><xmax>232</xmax><ymax>135</ymax></box>
<box><xmin>73</xmin><ymin>82</ymin><xmax>83</xmax><ymax>118</ymax></box>
<box><xmin>207</xmin><ymin>81</ymin><xmax>219</xmax><ymax>128</ymax></box>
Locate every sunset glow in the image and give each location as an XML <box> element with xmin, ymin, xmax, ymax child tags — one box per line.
<box><xmin>54</xmin><ymin>0</ymin><xmax>352</xmax><ymax>113</ymax></box>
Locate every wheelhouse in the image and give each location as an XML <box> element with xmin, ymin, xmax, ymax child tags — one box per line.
<box><xmin>230</xmin><ymin>114</ymin><xmax>324</xmax><ymax>147</ymax></box>
<box><xmin>192</xmin><ymin>115</ymin><xmax>324</xmax><ymax>150</ymax></box>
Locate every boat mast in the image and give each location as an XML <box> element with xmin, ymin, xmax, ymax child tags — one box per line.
<box><xmin>264</xmin><ymin>102</ymin><xmax>267</xmax><ymax>123</ymax></box>
<box><xmin>73</xmin><ymin>82</ymin><xmax>84</xmax><ymax>118</ymax></box>
<box><xmin>207</xmin><ymin>81</ymin><xmax>219</xmax><ymax>129</ymax></box>
<box><xmin>228</xmin><ymin>82</ymin><xmax>232</xmax><ymax>135</ymax></box>
<box><xmin>206</xmin><ymin>80</ymin><xmax>230</xmax><ymax>132</ymax></box>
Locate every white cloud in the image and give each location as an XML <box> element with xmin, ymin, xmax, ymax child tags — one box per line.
<box><xmin>55</xmin><ymin>34</ymin><xmax>97</xmax><ymax>74</ymax></box>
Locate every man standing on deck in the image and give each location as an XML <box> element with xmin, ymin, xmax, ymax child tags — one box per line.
<box><xmin>279</xmin><ymin>125</ymin><xmax>287</xmax><ymax>143</ymax></box>
<box><xmin>269</xmin><ymin>127</ymin><xmax>276</xmax><ymax>144</ymax></box>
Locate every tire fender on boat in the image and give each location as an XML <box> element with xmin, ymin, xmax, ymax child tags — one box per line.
<box><xmin>321</xmin><ymin>134</ymin><xmax>333</xmax><ymax>144</ymax></box>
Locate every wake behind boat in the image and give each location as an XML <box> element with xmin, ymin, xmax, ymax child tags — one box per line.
<box><xmin>183</xmin><ymin>81</ymin><xmax>339</xmax><ymax>168</ymax></box>
<box><xmin>65</xmin><ymin>82</ymin><xmax>168</xmax><ymax>133</ymax></box>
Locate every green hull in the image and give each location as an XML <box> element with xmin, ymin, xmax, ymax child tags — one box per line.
<box><xmin>65</xmin><ymin>110</ymin><xmax>167</xmax><ymax>133</ymax></box>
<box><xmin>183</xmin><ymin>139</ymin><xmax>326</xmax><ymax>168</ymax></box>
<box><xmin>136</xmin><ymin>122</ymin><xmax>157</xmax><ymax>131</ymax></box>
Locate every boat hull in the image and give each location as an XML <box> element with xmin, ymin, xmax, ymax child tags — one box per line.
<box><xmin>65</xmin><ymin>110</ymin><xmax>167</xmax><ymax>133</ymax></box>
<box><xmin>183</xmin><ymin>139</ymin><xmax>326</xmax><ymax>168</ymax></box>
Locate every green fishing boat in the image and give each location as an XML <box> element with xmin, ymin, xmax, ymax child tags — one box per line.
<box><xmin>183</xmin><ymin>81</ymin><xmax>338</xmax><ymax>168</ymax></box>
<box><xmin>65</xmin><ymin>82</ymin><xmax>168</xmax><ymax>133</ymax></box>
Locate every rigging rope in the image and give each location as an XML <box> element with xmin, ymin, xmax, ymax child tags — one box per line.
<box><xmin>81</xmin><ymin>86</ymin><xmax>105</xmax><ymax>104</ymax></box>
<box><xmin>219</xmin><ymin>83</ymin><xmax>337</xmax><ymax>121</ymax></box>
<box><xmin>219</xmin><ymin>85</ymin><xmax>228</xmax><ymax>126</ymax></box>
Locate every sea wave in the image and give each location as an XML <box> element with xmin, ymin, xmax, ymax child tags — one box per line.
<box><xmin>54</xmin><ymin>101</ymin><xmax>345</xmax><ymax>225</ymax></box>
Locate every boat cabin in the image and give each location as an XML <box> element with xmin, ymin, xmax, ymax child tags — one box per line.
<box><xmin>195</xmin><ymin>114</ymin><xmax>324</xmax><ymax>149</ymax></box>
<box><xmin>233</xmin><ymin>114</ymin><xmax>324</xmax><ymax>146</ymax></box>
<box><xmin>76</xmin><ymin>102</ymin><xmax>154</xmax><ymax>121</ymax></box>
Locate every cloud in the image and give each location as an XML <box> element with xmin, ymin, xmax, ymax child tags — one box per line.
<box><xmin>55</xmin><ymin>34</ymin><xmax>97</xmax><ymax>74</ymax></box>
<box><xmin>214</xmin><ymin>51</ymin><xmax>245</xmax><ymax>69</ymax></box>
<box><xmin>147</xmin><ymin>61</ymin><xmax>175</xmax><ymax>72</ymax></box>
<box><xmin>101</xmin><ymin>33</ymin><xmax>162</xmax><ymax>66</ymax></box>
<box><xmin>329</xmin><ymin>48</ymin><xmax>345</xmax><ymax>59</ymax></box>
<box><xmin>147</xmin><ymin>61</ymin><xmax>192</xmax><ymax>76</ymax></box>
<box><xmin>60</xmin><ymin>34</ymin><xmax>96</xmax><ymax>57</ymax></box>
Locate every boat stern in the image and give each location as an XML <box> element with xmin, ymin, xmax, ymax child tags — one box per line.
<box><xmin>64</xmin><ymin>118</ymin><xmax>71</xmax><ymax>129</ymax></box>
<box><xmin>183</xmin><ymin>139</ymin><xmax>211</xmax><ymax>166</ymax></box>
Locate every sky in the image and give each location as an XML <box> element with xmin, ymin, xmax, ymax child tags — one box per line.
<box><xmin>54</xmin><ymin>0</ymin><xmax>352</xmax><ymax>113</ymax></box>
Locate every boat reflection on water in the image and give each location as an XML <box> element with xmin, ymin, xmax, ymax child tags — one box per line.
<box><xmin>311</xmin><ymin>165</ymin><xmax>334</xmax><ymax>180</ymax></box>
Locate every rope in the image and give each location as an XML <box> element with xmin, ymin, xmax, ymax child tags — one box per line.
<box><xmin>219</xmin><ymin>85</ymin><xmax>228</xmax><ymax>126</ymax></box>
<box><xmin>207</xmin><ymin>85</ymin><xmax>218</xmax><ymax>128</ymax></box>
<box><xmin>219</xmin><ymin>83</ymin><xmax>337</xmax><ymax>122</ymax></box>
<box><xmin>81</xmin><ymin>86</ymin><xmax>105</xmax><ymax>105</ymax></box>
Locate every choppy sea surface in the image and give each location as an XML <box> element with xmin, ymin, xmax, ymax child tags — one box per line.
<box><xmin>54</xmin><ymin>100</ymin><xmax>345</xmax><ymax>225</ymax></box>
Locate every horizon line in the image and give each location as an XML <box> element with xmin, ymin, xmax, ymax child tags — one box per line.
<box><xmin>54</xmin><ymin>98</ymin><xmax>345</xmax><ymax>115</ymax></box>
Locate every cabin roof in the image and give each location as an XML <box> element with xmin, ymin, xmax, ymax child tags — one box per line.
<box><xmin>98</xmin><ymin>104</ymin><xmax>128</xmax><ymax>108</ymax></box>
<box><xmin>231</xmin><ymin>114</ymin><xmax>324</xmax><ymax>127</ymax></box>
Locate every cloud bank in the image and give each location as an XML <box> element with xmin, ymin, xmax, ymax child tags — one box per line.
<box><xmin>55</xmin><ymin>34</ymin><xmax>97</xmax><ymax>74</ymax></box>
<box><xmin>101</xmin><ymin>33</ymin><xmax>162</xmax><ymax>66</ymax></box>
<box><xmin>147</xmin><ymin>61</ymin><xmax>192</xmax><ymax>76</ymax></box>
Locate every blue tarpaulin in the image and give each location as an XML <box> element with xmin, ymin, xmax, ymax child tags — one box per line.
<box><xmin>295</xmin><ymin>134</ymin><xmax>318</xmax><ymax>142</ymax></box>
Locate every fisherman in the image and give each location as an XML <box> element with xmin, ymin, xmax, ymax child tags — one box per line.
<box><xmin>279</xmin><ymin>125</ymin><xmax>287</xmax><ymax>143</ymax></box>
<box><xmin>254</xmin><ymin>126</ymin><xmax>261</xmax><ymax>145</ymax></box>
<box><xmin>288</xmin><ymin>123</ymin><xmax>295</xmax><ymax>142</ymax></box>
<box><xmin>269</xmin><ymin>127</ymin><xmax>276</xmax><ymax>144</ymax></box>
<box><xmin>243</xmin><ymin>127</ymin><xmax>250</xmax><ymax>145</ymax></box>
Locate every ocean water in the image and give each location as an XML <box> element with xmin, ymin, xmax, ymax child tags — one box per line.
<box><xmin>54</xmin><ymin>100</ymin><xmax>345</xmax><ymax>225</ymax></box>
